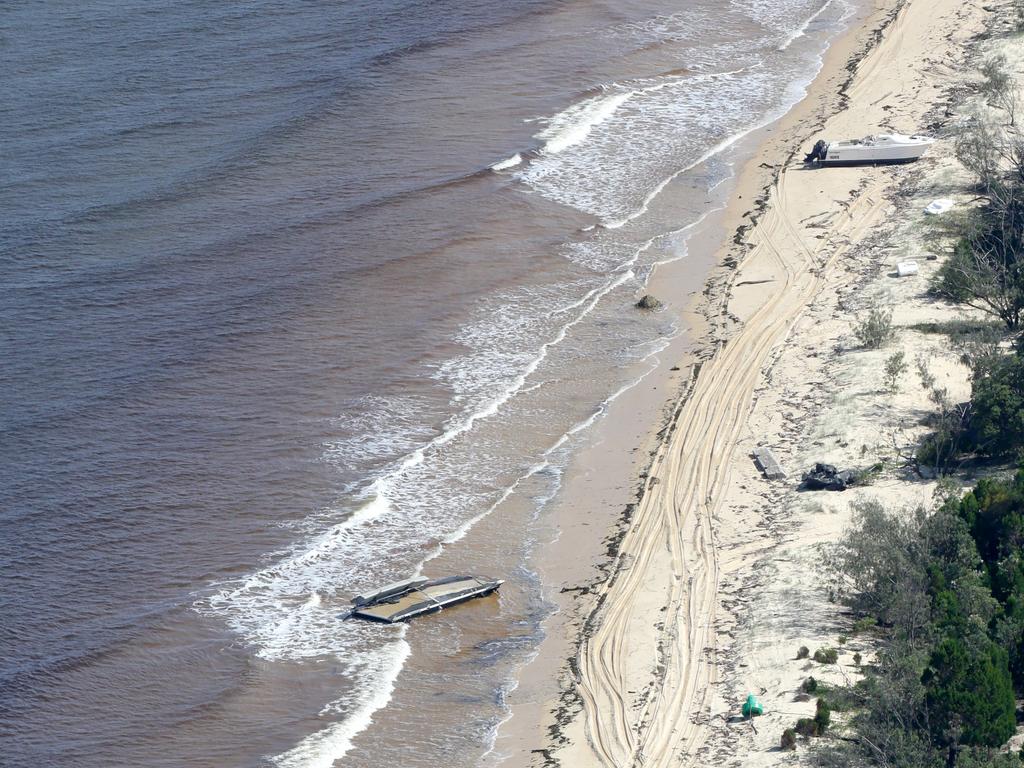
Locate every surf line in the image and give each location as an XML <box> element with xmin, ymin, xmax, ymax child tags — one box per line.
<box><xmin>207</xmin><ymin>263</ymin><xmax>645</xmax><ymax>765</ymax></box>
<box><xmin>275</xmin><ymin>284</ymin><xmax>677</xmax><ymax>768</ymax></box>
<box><xmin>605</xmin><ymin>15</ymin><xmax>852</xmax><ymax>232</ymax></box>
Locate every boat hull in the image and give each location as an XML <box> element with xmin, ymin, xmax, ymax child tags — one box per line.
<box><xmin>807</xmin><ymin>133</ymin><xmax>934</xmax><ymax>166</ymax></box>
<box><xmin>818</xmin><ymin>155</ymin><xmax>923</xmax><ymax>166</ymax></box>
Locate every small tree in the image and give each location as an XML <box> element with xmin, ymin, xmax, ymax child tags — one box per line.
<box><xmin>966</xmin><ymin>352</ymin><xmax>1024</xmax><ymax>456</ymax></box>
<box><xmin>916</xmin><ymin>352</ymin><xmax>937</xmax><ymax>390</ymax></box>
<box><xmin>915</xmin><ymin>384</ymin><xmax>970</xmax><ymax>472</ymax></box>
<box><xmin>980</xmin><ymin>55</ymin><xmax>1019</xmax><ymax>126</ymax></box>
<box><xmin>854</xmin><ymin>307</ymin><xmax>896</xmax><ymax>349</ymax></box>
<box><xmin>827</xmin><ymin>501</ymin><xmax>932</xmax><ymax>637</ymax></box>
<box><xmin>814</xmin><ymin>699</ymin><xmax>832</xmax><ymax>733</ymax></box>
<box><xmin>955</xmin><ymin>113</ymin><xmax>1005</xmax><ymax>191</ymax></box>
<box><xmin>981</xmin><ymin>55</ymin><xmax>1011</xmax><ymax>96</ymax></box>
<box><xmin>958</xmin><ymin>471</ymin><xmax>1024</xmax><ymax>688</ymax></box>
<box><xmin>780</xmin><ymin>728</ymin><xmax>797</xmax><ymax>750</ymax></box>
<box><xmin>883</xmin><ymin>350</ymin><xmax>908</xmax><ymax>393</ymax></box>
<box><xmin>935</xmin><ymin>231</ymin><xmax>1024</xmax><ymax>331</ymax></box>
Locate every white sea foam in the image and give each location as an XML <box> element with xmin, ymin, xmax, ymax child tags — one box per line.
<box><xmin>205</xmin><ymin>275</ymin><xmax>634</xmax><ymax>615</ymax></box>
<box><xmin>200</xmin><ymin>2</ymin><xmax>859</xmax><ymax>764</ymax></box>
<box><xmin>535</xmin><ymin>90</ymin><xmax>634</xmax><ymax>155</ymax></box>
<box><xmin>200</xmin><ymin>261</ymin><xmax>646</xmax><ymax>768</ymax></box>
<box><xmin>777</xmin><ymin>0</ymin><xmax>836</xmax><ymax>51</ymax></box>
<box><xmin>441</xmin><ymin>307</ymin><xmax>673</xmax><ymax>557</ymax></box>
<box><xmin>475</xmin><ymin>329</ymin><xmax>679</xmax><ymax>763</ymax></box>
<box><xmin>564</xmin><ymin>205</ymin><xmax>713</xmax><ymax>274</ymax></box>
<box><xmin>322</xmin><ymin>394</ymin><xmax>436</xmax><ymax>468</ymax></box>
<box><xmin>491</xmin><ymin>153</ymin><xmax>523</xmax><ymax>171</ymax></box>
<box><xmin>272</xmin><ymin>639</ymin><xmax>411</xmax><ymax>768</ymax></box>
<box><xmin>516</xmin><ymin>0</ymin><xmax>853</xmax><ymax>227</ymax></box>
<box><xmin>517</xmin><ymin>65</ymin><xmax>783</xmax><ymax>224</ymax></box>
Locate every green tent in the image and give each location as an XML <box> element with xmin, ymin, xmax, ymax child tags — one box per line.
<box><xmin>742</xmin><ymin>693</ymin><xmax>764</xmax><ymax>718</ymax></box>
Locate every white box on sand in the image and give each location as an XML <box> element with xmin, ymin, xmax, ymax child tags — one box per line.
<box><xmin>897</xmin><ymin>261</ymin><xmax>919</xmax><ymax>277</ymax></box>
<box><xmin>924</xmin><ymin>198</ymin><xmax>954</xmax><ymax>215</ymax></box>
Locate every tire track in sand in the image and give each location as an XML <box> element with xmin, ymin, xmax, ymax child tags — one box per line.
<box><xmin>571</xmin><ymin>167</ymin><xmax>888</xmax><ymax>768</ymax></box>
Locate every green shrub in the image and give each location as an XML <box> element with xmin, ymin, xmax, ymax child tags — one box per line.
<box><xmin>981</xmin><ymin>55</ymin><xmax>1011</xmax><ymax>99</ymax></box>
<box><xmin>909</xmin><ymin>318</ymin><xmax>1004</xmax><ymax>340</ymax></box>
<box><xmin>850</xmin><ymin>463</ymin><xmax>884</xmax><ymax>487</ymax></box>
<box><xmin>883</xmin><ymin>351</ymin><xmax>908</xmax><ymax>393</ymax></box>
<box><xmin>813</xmin><ymin>682</ymin><xmax>861</xmax><ymax>711</ymax></box>
<box><xmin>780</xmin><ymin>728</ymin><xmax>797</xmax><ymax>751</ymax></box>
<box><xmin>956</xmin><ymin>748</ymin><xmax>1024</xmax><ymax>767</ymax></box>
<box><xmin>814</xmin><ymin>699</ymin><xmax>831</xmax><ymax>733</ymax></box>
<box><xmin>801</xmin><ymin>676</ymin><xmax>817</xmax><ymax>693</ymax></box>
<box><xmin>915</xmin><ymin>433</ymin><xmax>942</xmax><ymax>466</ymax></box>
<box><xmin>795</xmin><ymin>717</ymin><xmax>819</xmax><ymax>737</ymax></box>
<box><xmin>813</xmin><ymin>647</ymin><xmax>839</xmax><ymax>664</ymax></box>
<box><xmin>852</xmin><ymin>616</ymin><xmax>877</xmax><ymax>634</ymax></box>
<box><xmin>923</xmin><ymin>636</ymin><xmax>1016</xmax><ymax>748</ymax></box>
<box><xmin>932</xmin><ymin>211</ymin><xmax>1024</xmax><ymax>330</ymax></box>
<box><xmin>853</xmin><ymin>652</ymin><xmax>862</xmax><ymax>666</ymax></box>
<box><xmin>853</xmin><ymin>307</ymin><xmax>896</xmax><ymax>349</ymax></box>
<box><xmin>966</xmin><ymin>353</ymin><xmax>1024</xmax><ymax>456</ymax></box>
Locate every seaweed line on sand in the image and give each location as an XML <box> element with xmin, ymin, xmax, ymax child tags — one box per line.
<box><xmin>532</xmin><ymin>2</ymin><xmax>914</xmax><ymax>764</ymax></box>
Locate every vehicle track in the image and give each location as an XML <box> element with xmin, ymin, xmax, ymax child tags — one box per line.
<box><xmin>572</xmin><ymin>169</ymin><xmax>887</xmax><ymax>768</ymax></box>
<box><xmin>562</xmin><ymin>0</ymin><xmax>977</xmax><ymax>762</ymax></box>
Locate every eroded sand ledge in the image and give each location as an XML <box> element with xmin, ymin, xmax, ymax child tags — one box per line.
<box><xmin>498</xmin><ymin>0</ymin><xmax>995</xmax><ymax>765</ymax></box>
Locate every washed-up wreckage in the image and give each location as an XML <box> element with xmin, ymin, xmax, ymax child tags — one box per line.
<box><xmin>349</xmin><ymin>575</ymin><xmax>502</xmax><ymax>623</ymax></box>
<box><xmin>800</xmin><ymin>462</ymin><xmax>857</xmax><ymax>492</ymax></box>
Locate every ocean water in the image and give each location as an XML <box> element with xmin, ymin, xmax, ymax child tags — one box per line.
<box><xmin>1</xmin><ymin>1</ymin><xmax>855</xmax><ymax>765</ymax></box>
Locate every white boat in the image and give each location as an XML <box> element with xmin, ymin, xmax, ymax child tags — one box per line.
<box><xmin>805</xmin><ymin>133</ymin><xmax>934</xmax><ymax>166</ymax></box>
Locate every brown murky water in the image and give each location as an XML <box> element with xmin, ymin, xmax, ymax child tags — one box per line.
<box><xmin>2</xmin><ymin>0</ymin><xmax>859</xmax><ymax>765</ymax></box>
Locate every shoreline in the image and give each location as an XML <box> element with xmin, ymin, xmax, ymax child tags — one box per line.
<box><xmin>490</xmin><ymin>0</ymin><xmax>986</xmax><ymax>763</ymax></box>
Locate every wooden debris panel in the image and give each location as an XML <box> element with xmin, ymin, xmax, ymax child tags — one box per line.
<box><xmin>753</xmin><ymin>446</ymin><xmax>786</xmax><ymax>480</ymax></box>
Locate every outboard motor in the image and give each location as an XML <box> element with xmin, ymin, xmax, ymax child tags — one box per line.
<box><xmin>804</xmin><ymin>139</ymin><xmax>828</xmax><ymax>164</ymax></box>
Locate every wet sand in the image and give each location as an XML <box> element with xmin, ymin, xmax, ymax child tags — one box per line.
<box><xmin>491</xmin><ymin>0</ymin><xmax>993</xmax><ymax>764</ymax></box>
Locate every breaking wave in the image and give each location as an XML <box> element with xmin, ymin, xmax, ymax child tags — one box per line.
<box><xmin>535</xmin><ymin>89</ymin><xmax>635</xmax><ymax>155</ymax></box>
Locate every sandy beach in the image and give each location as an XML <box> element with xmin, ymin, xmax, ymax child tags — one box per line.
<box><xmin>12</xmin><ymin>3</ymin><xmax>937</xmax><ymax>765</ymax></box>
<box><xmin>16</xmin><ymin>0</ymin><xmax>1023</xmax><ymax>764</ymax></box>
<box><xmin>493</xmin><ymin>0</ymin><xmax>1001</xmax><ymax>764</ymax></box>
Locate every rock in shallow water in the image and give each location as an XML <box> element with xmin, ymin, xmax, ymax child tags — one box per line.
<box><xmin>636</xmin><ymin>294</ymin><xmax>662</xmax><ymax>310</ymax></box>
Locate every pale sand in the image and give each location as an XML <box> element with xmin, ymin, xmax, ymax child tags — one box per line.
<box><xmin>494</xmin><ymin>0</ymin><xmax>999</xmax><ymax>765</ymax></box>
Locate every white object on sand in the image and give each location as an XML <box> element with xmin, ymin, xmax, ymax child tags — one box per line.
<box><xmin>805</xmin><ymin>133</ymin><xmax>934</xmax><ymax>165</ymax></box>
<box><xmin>896</xmin><ymin>261</ymin><xmax>919</xmax><ymax>277</ymax></box>
<box><xmin>924</xmin><ymin>198</ymin><xmax>954</xmax><ymax>215</ymax></box>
